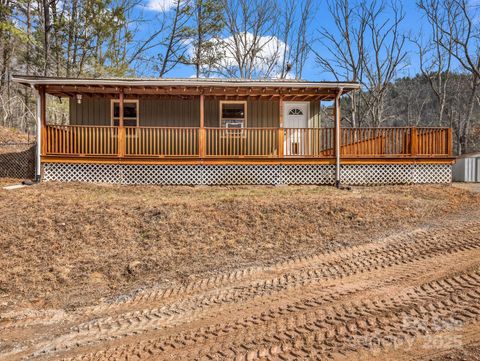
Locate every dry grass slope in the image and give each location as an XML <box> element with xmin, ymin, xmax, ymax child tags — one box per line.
<box><xmin>0</xmin><ymin>183</ymin><xmax>478</xmax><ymax>311</ymax></box>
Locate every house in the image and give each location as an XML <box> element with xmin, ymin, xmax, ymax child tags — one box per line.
<box><xmin>13</xmin><ymin>75</ymin><xmax>454</xmax><ymax>185</ymax></box>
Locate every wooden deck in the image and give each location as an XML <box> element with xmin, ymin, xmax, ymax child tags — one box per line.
<box><xmin>42</xmin><ymin>125</ymin><xmax>453</xmax><ymax>164</ymax></box>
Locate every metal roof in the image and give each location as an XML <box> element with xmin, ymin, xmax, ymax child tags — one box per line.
<box><xmin>12</xmin><ymin>74</ymin><xmax>360</xmax><ymax>91</ymax></box>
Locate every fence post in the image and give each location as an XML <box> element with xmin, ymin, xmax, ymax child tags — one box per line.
<box><xmin>410</xmin><ymin>127</ymin><xmax>418</xmax><ymax>156</ymax></box>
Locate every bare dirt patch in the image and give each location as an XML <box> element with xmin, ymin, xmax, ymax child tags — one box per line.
<box><xmin>0</xmin><ymin>183</ymin><xmax>478</xmax><ymax>312</ymax></box>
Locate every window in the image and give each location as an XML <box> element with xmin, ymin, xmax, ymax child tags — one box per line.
<box><xmin>220</xmin><ymin>101</ymin><xmax>247</xmax><ymax>136</ymax></box>
<box><xmin>288</xmin><ymin>108</ymin><xmax>304</xmax><ymax>116</ymax></box>
<box><xmin>111</xmin><ymin>99</ymin><xmax>139</xmax><ymax>126</ymax></box>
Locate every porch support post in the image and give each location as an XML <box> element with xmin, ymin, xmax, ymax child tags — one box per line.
<box><xmin>34</xmin><ymin>85</ymin><xmax>46</xmax><ymax>181</ymax></box>
<box><xmin>118</xmin><ymin>89</ymin><xmax>125</xmax><ymax>157</ymax></box>
<box><xmin>199</xmin><ymin>93</ymin><xmax>205</xmax><ymax>157</ymax></box>
<box><xmin>277</xmin><ymin>97</ymin><xmax>284</xmax><ymax>157</ymax></box>
<box><xmin>447</xmin><ymin>127</ymin><xmax>453</xmax><ymax>156</ymax></box>
<box><xmin>334</xmin><ymin>88</ymin><xmax>343</xmax><ymax>188</ymax></box>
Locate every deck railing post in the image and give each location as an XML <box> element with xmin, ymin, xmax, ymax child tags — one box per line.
<box><xmin>410</xmin><ymin>127</ymin><xmax>418</xmax><ymax>156</ymax></box>
<box><xmin>278</xmin><ymin>97</ymin><xmax>284</xmax><ymax>157</ymax></box>
<box><xmin>199</xmin><ymin>94</ymin><xmax>206</xmax><ymax>157</ymax></box>
<box><xmin>277</xmin><ymin>128</ymin><xmax>284</xmax><ymax>157</ymax></box>
<box><xmin>447</xmin><ymin>128</ymin><xmax>453</xmax><ymax>156</ymax></box>
<box><xmin>118</xmin><ymin>90</ymin><xmax>125</xmax><ymax>157</ymax></box>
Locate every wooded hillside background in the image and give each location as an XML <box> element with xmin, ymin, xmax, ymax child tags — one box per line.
<box><xmin>1</xmin><ymin>0</ymin><xmax>479</xmax><ymax>154</ymax></box>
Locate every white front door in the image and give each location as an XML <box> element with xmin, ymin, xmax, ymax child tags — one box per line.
<box><xmin>283</xmin><ymin>102</ymin><xmax>309</xmax><ymax>155</ymax></box>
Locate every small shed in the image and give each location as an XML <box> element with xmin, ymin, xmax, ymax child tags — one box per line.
<box><xmin>453</xmin><ymin>152</ymin><xmax>480</xmax><ymax>182</ymax></box>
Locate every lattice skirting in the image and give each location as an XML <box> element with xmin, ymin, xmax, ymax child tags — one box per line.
<box><xmin>42</xmin><ymin>163</ymin><xmax>452</xmax><ymax>185</ymax></box>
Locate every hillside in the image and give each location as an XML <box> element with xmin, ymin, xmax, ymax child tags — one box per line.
<box><xmin>0</xmin><ymin>126</ymin><xmax>33</xmax><ymax>143</ymax></box>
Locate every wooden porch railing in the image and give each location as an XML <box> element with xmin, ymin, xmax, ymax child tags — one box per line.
<box><xmin>284</xmin><ymin>128</ymin><xmax>335</xmax><ymax>157</ymax></box>
<box><xmin>44</xmin><ymin>125</ymin><xmax>453</xmax><ymax>159</ymax></box>
<box><xmin>417</xmin><ymin>128</ymin><xmax>451</xmax><ymax>156</ymax></box>
<box><xmin>309</xmin><ymin>127</ymin><xmax>451</xmax><ymax>157</ymax></box>
<box><xmin>205</xmin><ymin>128</ymin><xmax>278</xmax><ymax>157</ymax></box>
<box><xmin>339</xmin><ymin>128</ymin><xmax>410</xmax><ymax>156</ymax></box>
<box><xmin>125</xmin><ymin>127</ymin><xmax>198</xmax><ymax>157</ymax></box>
<box><xmin>45</xmin><ymin>125</ymin><xmax>118</xmax><ymax>155</ymax></box>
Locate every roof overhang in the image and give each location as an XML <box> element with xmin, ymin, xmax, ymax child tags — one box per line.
<box><xmin>12</xmin><ymin>75</ymin><xmax>360</xmax><ymax>101</ymax></box>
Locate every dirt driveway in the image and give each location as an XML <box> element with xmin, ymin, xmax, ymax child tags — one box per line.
<box><xmin>1</xmin><ymin>204</ymin><xmax>479</xmax><ymax>360</ymax></box>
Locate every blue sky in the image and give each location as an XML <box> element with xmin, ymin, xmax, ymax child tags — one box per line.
<box><xmin>132</xmin><ymin>0</ymin><xmax>430</xmax><ymax>81</ymax></box>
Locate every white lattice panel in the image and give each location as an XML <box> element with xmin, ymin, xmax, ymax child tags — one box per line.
<box><xmin>203</xmin><ymin>165</ymin><xmax>281</xmax><ymax>185</ymax></box>
<box><xmin>121</xmin><ymin>165</ymin><xmax>204</xmax><ymax>185</ymax></box>
<box><xmin>43</xmin><ymin>163</ymin><xmax>122</xmax><ymax>183</ymax></box>
<box><xmin>411</xmin><ymin>164</ymin><xmax>452</xmax><ymax>184</ymax></box>
<box><xmin>43</xmin><ymin>162</ymin><xmax>452</xmax><ymax>185</ymax></box>
<box><xmin>340</xmin><ymin>164</ymin><xmax>452</xmax><ymax>185</ymax></box>
<box><xmin>280</xmin><ymin>165</ymin><xmax>335</xmax><ymax>185</ymax></box>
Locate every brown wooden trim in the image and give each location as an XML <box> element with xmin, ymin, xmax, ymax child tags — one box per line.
<box><xmin>117</xmin><ymin>91</ymin><xmax>125</xmax><ymax>157</ymax></box>
<box><xmin>410</xmin><ymin>127</ymin><xmax>418</xmax><ymax>156</ymax></box>
<box><xmin>44</xmin><ymin>85</ymin><xmax>341</xmax><ymax>99</ymax></box>
<box><xmin>41</xmin><ymin>155</ymin><xmax>455</xmax><ymax>165</ymax></box>
<box><xmin>447</xmin><ymin>128</ymin><xmax>453</xmax><ymax>156</ymax></box>
<box><xmin>199</xmin><ymin>94</ymin><xmax>205</xmax><ymax>157</ymax></box>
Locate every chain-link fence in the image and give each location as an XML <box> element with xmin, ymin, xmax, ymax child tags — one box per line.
<box><xmin>0</xmin><ymin>142</ymin><xmax>36</xmax><ymax>179</ymax></box>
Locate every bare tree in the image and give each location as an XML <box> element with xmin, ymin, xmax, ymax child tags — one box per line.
<box><xmin>418</xmin><ymin>0</ymin><xmax>480</xmax><ymax>154</ymax></box>
<box><xmin>215</xmin><ymin>0</ymin><xmax>278</xmax><ymax>79</ymax></box>
<box><xmin>314</xmin><ymin>0</ymin><xmax>367</xmax><ymax>127</ymax></box>
<box><xmin>276</xmin><ymin>0</ymin><xmax>315</xmax><ymax>79</ymax></box>
<box><xmin>360</xmin><ymin>0</ymin><xmax>407</xmax><ymax>127</ymax></box>
<box><xmin>413</xmin><ymin>0</ymin><xmax>453</xmax><ymax>127</ymax></box>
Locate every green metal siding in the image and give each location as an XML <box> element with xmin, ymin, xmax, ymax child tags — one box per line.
<box><xmin>205</xmin><ymin>98</ymin><xmax>279</xmax><ymax>127</ymax></box>
<box><xmin>69</xmin><ymin>97</ymin><xmax>110</xmax><ymax>125</ymax></box>
<box><xmin>140</xmin><ymin>98</ymin><xmax>199</xmax><ymax>127</ymax></box>
<box><xmin>69</xmin><ymin>97</ymin><xmax>319</xmax><ymax>128</ymax></box>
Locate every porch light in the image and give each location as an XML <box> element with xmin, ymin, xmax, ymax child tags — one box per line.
<box><xmin>76</xmin><ymin>94</ymin><xmax>82</xmax><ymax>104</ymax></box>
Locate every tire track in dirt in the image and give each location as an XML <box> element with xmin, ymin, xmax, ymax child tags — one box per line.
<box><xmin>24</xmin><ymin>222</ymin><xmax>480</xmax><ymax>360</ymax></box>
<box><xmin>66</xmin><ymin>270</ymin><xmax>480</xmax><ymax>361</ymax></box>
<box><xmin>3</xmin><ymin>220</ymin><xmax>478</xmax><ymax>333</ymax></box>
<box><xmin>86</xmin><ymin>221</ymin><xmax>480</xmax><ymax>311</ymax></box>
<box><xmin>22</xmin><ymin>222</ymin><xmax>480</xmax><ymax>357</ymax></box>
<box><xmin>2</xmin><ymin>218</ymin><xmax>480</xmax><ymax>361</ymax></box>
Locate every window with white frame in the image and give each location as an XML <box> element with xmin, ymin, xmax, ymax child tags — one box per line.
<box><xmin>111</xmin><ymin>99</ymin><xmax>139</xmax><ymax>126</ymax></box>
<box><xmin>220</xmin><ymin>101</ymin><xmax>247</xmax><ymax>135</ymax></box>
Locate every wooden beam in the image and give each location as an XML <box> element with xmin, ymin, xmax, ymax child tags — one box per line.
<box><xmin>447</xmin><ymin>128</ymin><xmax>453</xmax><ymax>156</ymax></box>
<box><xmin>118</xmin><ymin>90</ymin><xmax>125</xmax><ymax>157</ymax></box>
<box><xmin>199</xmin><ymin>94</ymin><xmax>205</xmax><ymax>158</ymax></box>
<box><xmin>41</xmin><ymin>155</ymin><xmax>455</xmax><ymax>166</ymax></box>
<box><xmin>40</xmin><ymin>85</ymin><xmax>47</xmax><ymax>157</ymax></box>
<box><xmin>45</xmin><ymin>84</ymin><xmax>339</xmax><ymax>98</ymax></box>
<box><xmin>279</xmin><ymin>96</ymin><xmax>284</xmax><ymax>128</ymax></box>
<box><xmin>410</xmin><ymin>127</ymin><xmax>418</xmax><ymax>156</ymax></box>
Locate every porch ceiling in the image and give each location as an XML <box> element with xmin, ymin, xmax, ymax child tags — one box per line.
<box><xmin>12</xmin><ymin>75</ymin><xmax>360</xmax><ymax>101</ymax></box>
